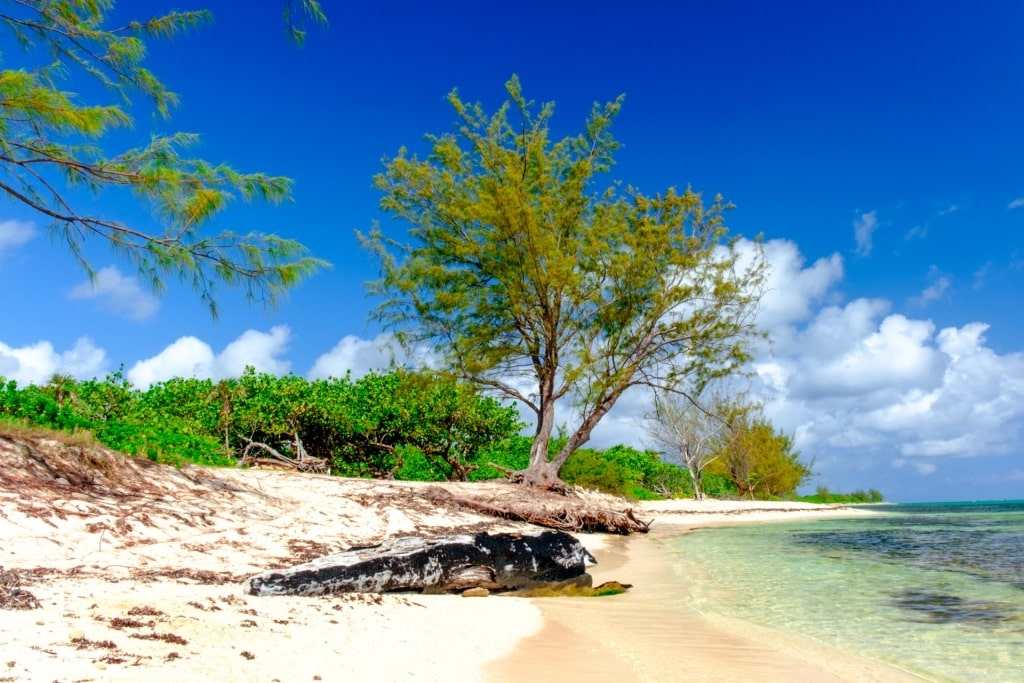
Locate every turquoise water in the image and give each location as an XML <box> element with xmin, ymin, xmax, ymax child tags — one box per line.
<box><xmin>666</xmin><ymin>502</ymin><xmax>1024</xmax><ymax>682</ymax></box>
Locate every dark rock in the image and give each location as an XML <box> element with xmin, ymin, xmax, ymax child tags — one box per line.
<box><xmin>246</xmin><ymin>530</ymin><xmax>596</xmax><ymax>596</ymax></box>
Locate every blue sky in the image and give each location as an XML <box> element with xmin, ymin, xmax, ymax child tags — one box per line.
<box><xmin>1</xmin><ymin>1</ymin><xmax>1022</xmax><ymax>502</ymax></box>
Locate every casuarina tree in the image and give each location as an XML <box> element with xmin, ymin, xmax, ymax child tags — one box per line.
<box><xmin>0</xmin><ymin>1</ymin><xmax>327</xmax><ymax>316</ymax></box>
<box><xmin>361</xmin><ymin>77</ymin><xmax>765</xmax><ymax>491</ymax></box>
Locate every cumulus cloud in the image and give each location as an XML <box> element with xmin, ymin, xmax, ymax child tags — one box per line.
<box><xmin>127</xmin><ymin>326</ymin><xmax>292</xmax><ymax>388</ymax></box>
<box><xmin>743</xmin><ymin>239</ymin><xmax>844</xmax><ymax>330</ymax></box>
<box><xmin>0</xmin><ymin>219</ymin><xmax>35</xmax><ymax>255</ymax></box>
<box><xmin>753</xmin><ymin>262</ymin><xmax>1024</xmax><ymax>468</ymax></box>
<box><xmin>853</xmin><ymin>211</ymin><xmax>879</xmax><ymax>257</ymax></box>
<box><xmin>0</xmin><ymin>338</ymin><xmax>107</xmax><ymax>385</ymax></box>
<box><xmin>308</xmin><ymin>333</ymin><xmax>438</xmax><ymax>379</ymax></box>
<box><xmin>68</xmin><ymin>266</ymin><xmax>160</xmax><ymax>321</ymax></box>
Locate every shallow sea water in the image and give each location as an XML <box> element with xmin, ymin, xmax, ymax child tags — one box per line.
<box><xmin>667</xmin><ymin>501</ymin><xmax>1024</xmax><ymax>683</ymax></box>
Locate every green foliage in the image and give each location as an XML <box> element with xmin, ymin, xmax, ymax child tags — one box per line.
<box><xmin>393</xmin><ymin>446</ymin><xmax>447</xmax><ymax>482</ymax></box>
<box><xmin>597</xmin><ymin>445</ymin><xmax>698</xmax><ymax>500</ymax></box>
<box><xmin>324</xmin><ymin>369</ymin><xmax>523</xmax><ymax>480</ymax></box>
<box><xmin>92</xmin><ymin>420</ymin><xmax>232</xmax><ymax>468</ymax></box>
<box><xmin>801</xmin><ymin>486</ymin><xmax>885</xmax><ymax>504</ymax></box>
<box><xmin>708</xmin><ymin>408</ymin><xmax>813</xmax><ymax>500</ymax></box>
<box><xmin>700</xmin><ymin>472</ymin><xmax>739</xmax><ymax>498</ymax></box>
<box><xmin>471</xmin><ymin>437</ymin><xmax>696</xmax><ymax>500</ymax></box>
<box><xmin>0</xmin><ymin>1</ymin><xmax>327</xmax><ymax>316</ymax></box>
<box><xmin>470</xmin><ymin>436</ymin><xmax>532</xmax><ymax>481</ymax></box>
<box><xmin>0</xmin><ymin>367</ymin><xmax>520</xmax><ymax>479</ymax></box>
<box><xmin>0</xmin><ymin>372</ymin><xmax>231</xmax><ymax>467</ymax></box>
<box><xmin>0</xmin><ymin>367</ymin><xmax>768</xmax><ymax>500</ymax></box>
<box><xmin>361</xmin><ymin>76</ymin><xmax>766</xmax><ymax>485</ymax></box>
<box><xmin>560</xmin><ymin>448</ymin><xmax>642</xmax><ymax>499</ymax></box>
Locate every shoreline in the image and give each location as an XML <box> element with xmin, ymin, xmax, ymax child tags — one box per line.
<box><xmin>492</xmin><ymin>503</ymin><xmax>929</xmax><ymax>683</ymax></box>
<box><xmin>1</xmin><ymin>451</ymin><xmax>918</xmax><ymax>682</ymax></box>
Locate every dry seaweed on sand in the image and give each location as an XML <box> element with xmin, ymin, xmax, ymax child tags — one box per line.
<box><xmin>0</xmin><ymin>567</ymin><xmax>41</xmax><ymax>610</ymax></box>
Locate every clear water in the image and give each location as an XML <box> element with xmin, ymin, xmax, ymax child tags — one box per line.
<box><xmin>666</xmin><ymin>501</ymin><xmax>1024</xmax><ymax>682</ymax></box>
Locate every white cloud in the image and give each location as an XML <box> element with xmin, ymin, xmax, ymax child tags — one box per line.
<box><xmin>904</xmin><ymin>225</ymin><xmax>927</xmax><ymax>242</ymax></box>
<box><xmin>747</xmin><ymin>239</ymin><xmax>844</xmax><ymax>330</ymax></box>
<box><xmin>755</xmin><ymin>264</ymin><xmax>1024</xmax><ymax>467</ymax></box>
<box><xmin>0</xmin><ymin>338</ymin><xmax>107</xmax><ymax>385</ymax></box>
<box><xmin>127</xmin><ymin>337</ymin><xmax>213</xmax><ymax>388</ymax></box>
<box><xmin>0</xmin><ymin>219</ymin><xmax>35</xmax><ymax>255</ymax></box>
<box><xmin>1008</xmin><ymin>198</ymin><xmax>1024</xmax><ymax>209</ymax></box>
<box><xmin>853</xmin><ymin>210</ymin><xmax>879</xmax><ymax>257</ymax></box>
<box><xmin>785</xmin><ymin>310</ymin><xmax>946</xmax><ymax>405</ymax></box>
<box><xmin>127</xmin><ymin>326</ymin><xmax>293</xmax><ymax>388</ymax></box>
<box><xmin>308</xmin><ymin>333</ymin><xmax>437</xmax><ymax>379</ymax></box>
<box><xmin>910</xmin><ymin>267</ymin><xmax>951</xmax><ymax>306</ymax></box>
<box><xmin>68</xmin><ymin>266</ymin><xmax>159</xmax><ymax>321</ymax></box>
<box><xmin>217</xmin><ymin>327</ymin><xmax>292</xmax><ymax>378</ymax></box>
<box><xmin>893</xmin><ymin>459</ymin><xmax>938</xmax><ymax>475</ymax></box>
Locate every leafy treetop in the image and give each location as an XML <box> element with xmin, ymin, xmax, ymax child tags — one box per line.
<box><xmin>362</xmin><ymin>76</ymin><xmax>766</xmax><ymax>489</ymax></box>
<box><xmin>0</xmin><ymin>0</ymin><xmax>328</xmax><ymax>316</ymax></box>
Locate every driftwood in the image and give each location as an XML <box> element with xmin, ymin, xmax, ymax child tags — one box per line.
<box><xmin>247</xmin><ymin>531</ymin><xmax>597</xmax><ymax>596</ymax></box>
<box><xmin>236</xmin><ymin>436</ymin><xmax>329</xmax><ymax>474</ymax></box>
<box><xmin>425</xmin><ymin>487</ymin><xmax>652</xmax><ymax>535</ymax></box>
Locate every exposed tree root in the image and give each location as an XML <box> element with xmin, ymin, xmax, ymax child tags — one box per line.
<box><xmin>424</xmin><ymin>487</ymin><xmax>652</xmax><ymax>535</ymax></box>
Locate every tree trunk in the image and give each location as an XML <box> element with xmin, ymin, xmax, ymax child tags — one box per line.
<box><xmin>520</xmin><ymin>459</ymin><xmax>565</xmax><ymax>490</ymax></box>
<box><xmin>688</xmin><ymin>464</ymin><xmax>706</xmax><ymax>500</ymax></box>
<box><xmin>518</xmin><ymin>390</ymin><xmax>563</xmax><ymax>490</ymax></box>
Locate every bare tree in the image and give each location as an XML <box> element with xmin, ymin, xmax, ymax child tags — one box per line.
<box><xmin>644</xmin><ymin>391</ymin><xmax>725</xmax><ymax>500</ymax></box>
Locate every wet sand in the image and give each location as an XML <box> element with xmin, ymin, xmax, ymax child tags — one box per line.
<box><xmin>490</xmin><ymin>531</ymin><xmax>930</xmax><ymax>682</ymax></box>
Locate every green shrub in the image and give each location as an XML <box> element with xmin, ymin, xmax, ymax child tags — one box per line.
<box><xmin>394</xmin><ymin>445</ymin><xmax>447</xmax><ymax>481</ymax></box>
<box><xmin>93</xmin><ymin>420</ymin><xmax>232</xmax><ymax>468</ymax></box>
<box><xmin>469</xmin><ymin>436</ymin><xmax>531</xmax><ymax>481</ymax></box>
<box><xmin>560</xmin><ymin>448</ymin><xmax>641</xmax><ymax>498</ymax></box>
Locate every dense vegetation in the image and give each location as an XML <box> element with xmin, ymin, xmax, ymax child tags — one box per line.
<box><xmin>0</xmin><ymin>368</ymin><xmax>519</xmax><ymax>480</ymax></box>
<box><xmin>0</xmin><ymin>369</ymin><xmax>861</xmax><ymax>502</ymax></box>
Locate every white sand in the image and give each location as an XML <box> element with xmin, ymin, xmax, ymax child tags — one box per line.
<box><xmin>1</xmin><ymin>451</ymin><xmax>917</xmax><ymax>682</ymax></box>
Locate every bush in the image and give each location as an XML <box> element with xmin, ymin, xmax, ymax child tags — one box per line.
<box><xmin>469</xmin><ymin>436</ymin><xmax>531</xmax><ymax>481</ymax></box>
<box><xmin>394</xmin><ymin>446</ymin><xmax>447</xmax><ymax>482</ymax></box>
<box><xmin>93</xmin><ymin>420</ymin><xmax>232</xmax><ymax>468</ymax></box>
<box><xmin>560</xmin><ymin>448</ymin><xmax>642</xmax><ymax>498</ymax></box>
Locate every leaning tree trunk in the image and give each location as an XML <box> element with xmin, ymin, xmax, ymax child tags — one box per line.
<box><xmin>510</xmin><ymin>391</ymin><xmax>570</xmax><ymax>491</ymax></box>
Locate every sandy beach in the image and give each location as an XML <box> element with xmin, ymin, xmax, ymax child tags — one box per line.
<box><xmin>1</xmin><ymin>438</ymin><xmax>924</xmax><ymax>682</ymax></box>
